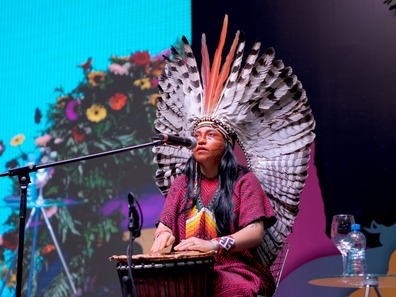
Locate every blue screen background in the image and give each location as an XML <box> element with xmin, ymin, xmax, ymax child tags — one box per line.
<box><xmin>0</xmin><ymin>1</ymin><xmax>191</xmax><ymax>295</ymax></box>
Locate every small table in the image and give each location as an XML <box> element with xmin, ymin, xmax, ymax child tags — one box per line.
<box><xmin>309</xmin><ymin>274</ymin><xmax>396</xmax><ymax>297</ymax></box>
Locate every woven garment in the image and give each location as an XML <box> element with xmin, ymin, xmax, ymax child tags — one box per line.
<box><xmin>158</xmin><ymin>172</ymin><xmax>276</xmax><ymax>296</ymax></box>
<box><xmin>153</xmin><ymin>15</ymin><xmax>315</xmax><ymax>266</ymax></box>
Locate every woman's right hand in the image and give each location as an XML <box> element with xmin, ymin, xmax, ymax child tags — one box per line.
<box><xmin>151</xmin><ymin>224</ymin><xmax>175</xmax><ymax>253</ymax></box>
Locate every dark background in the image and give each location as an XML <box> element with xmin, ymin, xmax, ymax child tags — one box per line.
<box><xmin>191</xmin><ymin>0</ymin><xmax>396</xmax><ymax>246</ymax></box>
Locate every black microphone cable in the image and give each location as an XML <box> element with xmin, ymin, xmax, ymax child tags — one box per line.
<box><xmin>125</xmin><ymin>193</ymin><xmax>143</xmax><ymax>297</ymax></box>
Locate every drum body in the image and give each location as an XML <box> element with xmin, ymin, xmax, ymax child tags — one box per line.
<box><xmin>113</xmin><ymin>251</ymin><xmax>214</xmax><ymax>297</ymax></box>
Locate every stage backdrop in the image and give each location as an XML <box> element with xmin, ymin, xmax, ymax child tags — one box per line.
<box><xmin>191</xmin><ymin>1</ymin><xmax>396</xmax><ymax>296</ymax></box>
<box><xmin>1</xmin><ymin>0</ymin><xmax>396</xmax><ymax>297</ymax></box>
<box><xmin>0</xmin><ymin>1</ymin><xmax>191</xmax><ymax>296</ymax></box>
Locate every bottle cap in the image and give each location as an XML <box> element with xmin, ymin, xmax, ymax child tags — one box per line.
<box><xmin>351</xmin><ymin>224</ymin><xmax>360</xmax><ymax>231</ymax></box>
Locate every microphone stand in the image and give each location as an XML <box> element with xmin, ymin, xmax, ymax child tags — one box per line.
<box><xmin>0</xmin><ymin>139</ymin><xmax>162</xmax><ymax>297</ymax></box>
<box><xmin>124</xmin><ymin>192</ymin><xmax>142</xmax><ymax>297</ymax></box>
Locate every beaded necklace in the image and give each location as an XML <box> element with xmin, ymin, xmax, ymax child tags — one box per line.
<box><xmin>186</xmin><ymin>172</ymin><xmax>219</xmax><ymax>239</ymax></box>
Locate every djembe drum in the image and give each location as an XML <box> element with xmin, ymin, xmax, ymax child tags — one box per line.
<box><xmin>109</xmin><ymin>251</ymin><xmax>215</xmax><ymax>297</ymax></box>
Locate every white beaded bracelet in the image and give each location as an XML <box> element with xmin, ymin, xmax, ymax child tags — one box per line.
<box><xmin>210</xmin><ymin>239</ymin><xmax>219</xmax><ymax>251</ymax></box>
<box><xmin>218</xmin><ymin>236</ymin><xmax>236</xmax><ymax>251</ymax></box>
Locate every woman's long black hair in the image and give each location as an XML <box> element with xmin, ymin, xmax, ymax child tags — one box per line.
<box><xmin>183</xmin><ymin>140</ymin><xmax>248</xmax><ymax>236</ymax></box>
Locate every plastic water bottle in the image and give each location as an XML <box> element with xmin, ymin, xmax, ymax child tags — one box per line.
<box><xmin>346</xmin><ymin>223</ymin><xmax>367</xmax><ymax>275</ymax></box>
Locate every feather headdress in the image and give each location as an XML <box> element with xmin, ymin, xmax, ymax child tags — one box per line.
<box><xmin>153</xmin><ymin>15</ymin><xmax>315</xmax><ymax>266</ymax></box>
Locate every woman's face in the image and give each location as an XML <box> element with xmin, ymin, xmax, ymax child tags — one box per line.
<box><xmin>192</xmin><ymin>126</ymin><xmax>225</xmax><ymax>166</ymax></box>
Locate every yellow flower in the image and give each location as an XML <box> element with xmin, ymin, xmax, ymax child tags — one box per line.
<box><xmin>2</xmin><ymin>267</ymin><xmax>16</xmax><ymax>288</ymax></box>
<box><xmin>149</xmin><ymin>93</ymin><xmax>159</xmax><ymax>105</ymax></box>
<box><xmin>87</xmin><ymin>71</ymin><xmax>106</xmax><ymax>87</ymax></box>
<box><xmin>86</xmin><ymin>104</ymin><xmax>107</xmax><ymax>123</ymax></box>
<box><xmin>10</xmin><ymin>134</ymin><xmax>26</xmax><ymax>146</ymax></box>
<box><xmin>133</xmin><ymin>77</ymin><xmax>151</xmax><ymax>90</ymax></box>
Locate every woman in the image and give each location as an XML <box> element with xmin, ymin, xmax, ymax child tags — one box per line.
<box><xmin>151</xmin><ymin>122</ymin><xmax>277</xmax><ymax>297</ymax></box>
<box><xmin>151</xmin><ymin>14</ymin><xmax>315</xmax><ymax>297</ymax></box>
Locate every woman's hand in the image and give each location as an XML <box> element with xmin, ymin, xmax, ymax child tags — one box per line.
<box><xmin>151</xmin><ymin>223</ymin><xmax>175</xmax><ymax>253</ymax></box>
<box><xmin>173</xmin><ymin>236</ymin><xmax>214</xmax><ymax>252</ymax></box>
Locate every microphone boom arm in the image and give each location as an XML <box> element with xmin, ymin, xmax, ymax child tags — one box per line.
<box><xmin>0</xmin><ymin>139</ymin><xmax>162</xmax><ymax>178</ymax></box>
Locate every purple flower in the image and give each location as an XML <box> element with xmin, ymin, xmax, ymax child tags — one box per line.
<box><xmin>154</xmin><ymin>48</ymin><xmax>171</xmax><ymax>60</ymax></box>
<box><xmin>66</xmin><ymin>100</ymin><xmax>80</xmax><ymax>121</ymax></box>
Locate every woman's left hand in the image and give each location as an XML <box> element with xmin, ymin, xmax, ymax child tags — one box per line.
<box><xmin>173</xmin><ymin>237</ymin><xmax>213</xmax><ymax>252</ymax></box>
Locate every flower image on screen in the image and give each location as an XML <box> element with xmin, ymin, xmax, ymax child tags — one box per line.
<box><xmin>0</xmin><ymin>1</ymin><xmax>191</xmax><ymax>296</ymax></box>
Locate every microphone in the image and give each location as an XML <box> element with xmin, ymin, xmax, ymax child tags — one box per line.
<box><xmin>153</xmin><ymin>133</ymin><xmax>197</xmax><ymax>149</ymax></box>
<box><xmin>128</xmin><ymin>192</ymin><xmax>141</xmax><ymax>238</ymax></box>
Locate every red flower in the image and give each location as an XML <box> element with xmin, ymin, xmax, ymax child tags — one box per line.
<box><xmin>2</xmin><ymin>231</ymin><xmax>18</xmax><ymax>251</ymax></box>
<box><xmin>41</xmin><ymin>244</ymin><xmax>56</xmax><ymax>256</ymax></box>
<box><xmin>109</xmin><ymin>93</ymin><xmax>127</xmax><ymax>111</ymax></box>
<box><xmin>72</xmin><ymin>126</ymin><xmax>86</xmax><ymax>142</ymax></box>
<box><xmin>130</xmin><ymin>51</ymin><xmax>150</xmax><ymax>66</ymax></box>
